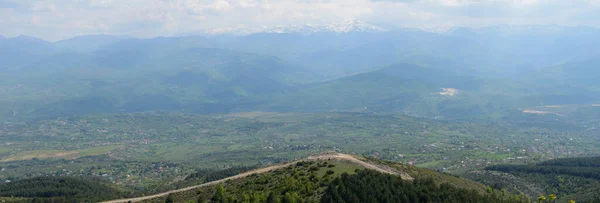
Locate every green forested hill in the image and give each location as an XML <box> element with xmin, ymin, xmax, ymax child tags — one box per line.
<box><xmin>147</xmin><ymin>158</ymin><xmax>526</xmax><ymax>203</ymax></box>
<box><xmin>0</xmin><ymin>177</ymin><xmax>134</xmax><ymax>202</ymax></box>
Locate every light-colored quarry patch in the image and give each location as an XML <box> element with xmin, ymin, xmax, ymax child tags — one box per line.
<box><xmin>226</xmin><ymin>111</ymin><xmax>278</xmax><ymax>118</ymax></box>
<box><xmin>439</xmin><ymin>88</ymin><xmax>459</xmax><ymax>96</ymax></box>
<box><xmin>522</xmin><ymin>110</ymin><xmax>552</xmax><ymax>114</ymax></box>
<box><xmin>522</xmin><ymin>109</ymin><xmax>563</xmax><ymax>116</ymax></box>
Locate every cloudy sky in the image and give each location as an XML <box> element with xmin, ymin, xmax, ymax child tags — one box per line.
<box><xmin>1</xmin><ymin>0</ymin><xmax>599</xmax><ymax>41</ymax></box>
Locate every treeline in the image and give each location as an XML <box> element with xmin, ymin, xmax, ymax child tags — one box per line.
<box><xmin>0</xmin><ymin>176</ymin><xmax>132</xmax><ymax>202</ymax></box>
<box><xmin>185</xmin><ymin>166</ymin><xmax>256</xmax><ymax>183</ymax></box>
<box><xmin>537</xmin><ymin>157</ymin><xmax>600</xmax><ymax>167</ymax></box>
<box><xmin>486</xmin><ymin>165</ymin><xmax>600</xmax><ymax>180</ymax></box>
<box><xmin>321</xmin><ymin>170</ymin><xmax>527</xmax><ymax>203</ymax></box>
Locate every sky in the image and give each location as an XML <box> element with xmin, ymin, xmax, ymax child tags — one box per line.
<box><xmin>1</xmin><ymin>0</ymin><xmax>599</xmax><ymax>41</ymax></box>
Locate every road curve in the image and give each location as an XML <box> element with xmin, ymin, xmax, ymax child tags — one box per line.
<box><xmin>102</xmin><ymin>153</ymin><xmax>410</xmax><ymax>203</ymax></box>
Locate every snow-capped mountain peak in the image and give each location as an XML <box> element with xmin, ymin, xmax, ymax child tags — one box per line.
<box><xmin>325</xmin><ymin>20</ymin><xmax>387</xmax><ymax>33</ymax></box>
<box><xmin>199</xmin><ymin>21</ymin><xmax>387</xmax><ymax>36</ymax></box>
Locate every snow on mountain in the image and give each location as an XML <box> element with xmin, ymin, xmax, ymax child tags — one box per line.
<box><xmin>195</xmin><ymin>23</ymin><xmax>596</xmax><ymax>37</ymax></box>
<box><xmin>200</xmin><ymin>21</ymin><xmax>387</xmax><ymax>36</ymax></box>
<box><xmin>325</xmin><ymin>20</ymin><xmax>387</xmax><ymax>33</ymax></box>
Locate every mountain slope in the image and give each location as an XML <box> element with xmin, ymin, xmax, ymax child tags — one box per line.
<box><xmin>54</xmin><ymin>35</ymin><xmax>129</xmax><ymax>52</ymax></box>
<box><xmin>289</xmin><ymin>30</ymin><xmax>486</xmax><ymax>77</ymax></box>
<box><xmin>266</xmin><ymin>63</ymin><xmax>488</xmax><ymax>119</ymax></box>
<box><xmin>0</xmin><ymin>45</ymin><xmax>316</xmax><ymax>119</ymax></box>
<box><xmin>0</xmin><ymin>36</ymin><xmax>56</xmax><ymax>70</ymax></box>
<box><xmin>2</xmin><ymin>27</ymin><xmax>600</xmax><ymax>121</ymax></box>
<box><xmin>508</xmin><ymin>57</ymin><xmax>600</xmax><ymax>111</ymax></box>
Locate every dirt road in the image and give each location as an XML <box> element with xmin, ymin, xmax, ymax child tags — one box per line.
<box><xmin>101</xmin><ymin>153</ymin><xmax>411</xmax><ymax>203</ymax></box>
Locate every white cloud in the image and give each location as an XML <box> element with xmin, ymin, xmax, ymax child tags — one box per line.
<box><xmin>87</xmin><ymin>0</ymin><xmax>114</xmax><ymax>9</ymax></box>
<box><xmin>213</xmin><ymin>1</ymin><xmax>232</xmax><ymax>12</ymax></box>
<box><xmin>30</xmin><ymin>1</ymin><xmax>56</xmax><ymax>12</ymax></box>
<box><xmin>0</xmin><ymin>0</ymin><xmax>598</xmax><ymax>41</ymax></box>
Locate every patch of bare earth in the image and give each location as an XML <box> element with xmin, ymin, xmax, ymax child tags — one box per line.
<box><xmin>439</xmin><ymin>88</ymin><xmax>459</xmax><ymax>96</ymax></box>
<box><xmin>522</xmin><ymin>109</ymin><xmax>563</xmax><ymax>116</ymax></box>
<box><xmin>226</xmin><ymin>112</ymin><xmax>278</xmax><ymax>118</ymax></box>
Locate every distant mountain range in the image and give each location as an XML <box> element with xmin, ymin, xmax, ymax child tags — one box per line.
<box><xmin>192</xmin><ymin>22</ymin><xmax>600</xmax><ymax>37</ymax></box>
<box><xmin>191</xmin><ymin>20</ymin><xmax>388</xmax><ymax>36</ymax></box>
<box><xmin>3</xmin><ymin>23</ymin><xmax>599</xmax><ymax>41</ymax></box>
<box><xmin>420</xmin><ymin>24</ymin><xmax>599</xmax><ymax>35</ymax></box>
<box><xmin>1</xmin><ymin>24</ymin><xmax>600</xmax><ymax>121</ymax></box>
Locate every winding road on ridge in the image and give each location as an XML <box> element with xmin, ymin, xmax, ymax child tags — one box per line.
<box><xmin>101</xmin><ymin>153</ymin><xmax>412</xmax><ymax>203</ymax></box>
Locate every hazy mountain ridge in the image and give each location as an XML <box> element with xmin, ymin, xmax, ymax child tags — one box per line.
<box><xmin>54</xmin><ymin>34</ymin><xmax>131</xmax><ymax>52</ymax></box>
<box><xmin>195</xmin><ymin>20</ymin><xmax>387</xmax><ymax>36</ymax></box>
<box><xmin>1</xmin><ymin>25</ymin><xmax>600</xmax><ymax>120</ymax></box>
